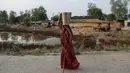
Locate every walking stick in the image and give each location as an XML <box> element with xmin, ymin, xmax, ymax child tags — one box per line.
<box><xmin>63</xmin><ymin>56</ymin><xmax>65</xmax><ymax>73</ymax></box>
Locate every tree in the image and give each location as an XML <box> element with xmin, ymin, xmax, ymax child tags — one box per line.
<box><xmin>88</xmin><ymin>2</ymin><xmax>96</xmax><ymax>8</ymax></box>
<box><xmin>0</xmin><ymin>6</ymin><xmax>48</xmax><ymax>25</ymax></box>
<box><xmin>23</xmin><ymin>10</ymin><xmax>31</xmax><ymax>25</ymax></box>
<box><xmin>128</xmin><ymin>14</ymin><xmax>130</xmax><ymax>20</ymax></box>
<box><xmin>107</xmin><ymin>14</ymin><xmax>116</xmax><ymax>21</ymax></box>
<box><xmin>102</xmin><ymin>13</ymin><xmax>108</xmax><ymax>20</ymax></box>
<box><xmin>9</xmin><ymin>11</ymin><xmax>17</xmax><ymax>24</ymax></box>
<box><xmin>19</xmin><ymin>11</ymin><xmax>24</xmax><ymax>22</ymax></box>
<box><xmin>87</xmin><ymin>7</ymin><xmax>103</xmax><ymax>19</ymax></box>
<box><xmin>31</xmin><ymin>6</ymin><xmax>48</xmax><ymax>21</ymax></box>
<box><xmin>87</xmin><ymin>2</ymin><xmax>103</xmax><ymax>19</ymax></box>
<box><xmin>0</xmin><ymin>10</ymin><xmax>8</xmax><ymax>25</ymax></box>
<box><xmin>15</xmin><ymin>16</ymin><xmax>21</xmax><ymax>24</ymax></box>
<box><xmin>110</xmin><ymin>0</ymin><xmax>130</xmax><ymax>19</ymax></box>
<box><xmin>51</xmin><ymin>15</ymin><xmax>59</xmax><ymax>21</ymax></box>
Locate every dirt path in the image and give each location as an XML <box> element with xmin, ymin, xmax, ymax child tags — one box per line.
<box><xmin>0</xmin><ymin>51</ymin><xmax>130</xmax><ymax>73</ymax></box>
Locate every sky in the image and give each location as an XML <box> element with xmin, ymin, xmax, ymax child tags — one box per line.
<box><xmin>0</xmin><ymin>0</ymin><xmax>129</xmax><ymax>19</ymax></box>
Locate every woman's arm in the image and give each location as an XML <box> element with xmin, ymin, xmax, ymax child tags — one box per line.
<box><xmin>57</xmin><ymin>14</ymin><xmax>63</xmax><ymax>29</ymax></box>
<box><xmin>64</xmin><ymin>26</ymin><xmax>73</xmax><ymax>41</ymax></box>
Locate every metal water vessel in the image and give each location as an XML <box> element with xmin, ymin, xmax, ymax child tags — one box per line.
<box><xmin>61</xmin><ymin>12</ymin><xmax>71</xmax><ymax>25</ymax></box>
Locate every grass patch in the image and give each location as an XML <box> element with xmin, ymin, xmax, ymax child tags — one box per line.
<box><xmin>104</xmin><ymin>44</ymin><xmax>130</xmax><ymax>51</ymax></box>
<box><xmin>1</xmin><ymin>43</ymin><xmax>130</xmax><ymax>56</ymax></box>
<box><xmin>0</xmin><ymin>45</ymin><xmax>61</xmax><ymax>56</ymax></box>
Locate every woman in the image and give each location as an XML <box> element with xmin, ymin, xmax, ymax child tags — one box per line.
<box><xmin>57</xmin><ymin>13</ymin><xmax>80</xmax><ymax>69</ymax></box>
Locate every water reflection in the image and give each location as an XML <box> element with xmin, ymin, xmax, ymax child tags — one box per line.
<box><xmin>30</xmin><ymin>34</ymin><xmax>49</xmax><ymax>41</ymax></box>
<box><xmin>0</xmin><ymin>32</ymin><xmax>9</xmax><ymax>41</ymax></box>
<box><xmin>21</xmin><ymin>34</ymin><xmax>31</xmax><ymax>42</ymax></box>
<box><xmin>11</xmin><ymin>35</ymin><xmax>18</xmax><ymax>41</ymax></box>
<box><xmin>0</xmin><ymin>32</ymin><xmax>60</xmax><ymax>45</ymax></box>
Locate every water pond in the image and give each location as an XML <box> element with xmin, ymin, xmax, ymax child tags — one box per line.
<box><xmin>0</xmin><ymin>32</ymin><xmax>60</xmax><ymax>45</ymax></box>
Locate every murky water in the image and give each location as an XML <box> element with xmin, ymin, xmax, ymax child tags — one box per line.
<box><xmin>0</xmin><ymin>32</ymin><xmax>60</xmax><ymax>45</ymax></box>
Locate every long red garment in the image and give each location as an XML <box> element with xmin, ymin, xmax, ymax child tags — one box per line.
<box><xmin>60</xmin><ymin>29</ymin><xmax>80</xmax><ymax>69</ymax></box>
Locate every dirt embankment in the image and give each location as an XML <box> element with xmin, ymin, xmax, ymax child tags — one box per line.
<box><xmin>1</xmin><ymin>25</ymin><xmax>130</xmax><ymax>49</ymax></box>
<box><xmin>0</xmin><ymin>25</ymin><xmax>60</xmax><ymax>37</ymax></box>
<box><xmin>72</xmin><ymin>27</ymin><xmax>130</xmax><ymax>49</ymax></box>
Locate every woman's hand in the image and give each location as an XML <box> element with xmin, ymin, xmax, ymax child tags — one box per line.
<box><xmin>57</xmin><ymin>13</ymin><xmax>63</xmax><ymax>29</ymax></box>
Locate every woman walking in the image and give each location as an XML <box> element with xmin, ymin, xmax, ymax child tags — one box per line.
<box><xmin>57</xmin><ymin>13</ymin><xmax>80</xmax><ymax>70</ymax></box>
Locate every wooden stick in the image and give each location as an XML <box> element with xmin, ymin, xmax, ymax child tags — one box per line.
<box><xmin>63</xmin><ymin>56</ymin><xmax>65</xmax><ymax>73</ymax></box>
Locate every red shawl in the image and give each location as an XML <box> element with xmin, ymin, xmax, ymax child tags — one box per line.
<box><xmin>60</xmin><ymin>29</ymin><xmax>79</xmax><ymax>69</ymax></box>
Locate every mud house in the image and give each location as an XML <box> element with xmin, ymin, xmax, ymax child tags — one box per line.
<box><xmin>70</xmin><ymin>16</ymin><xmax>122</xmax><ymax>30</ymax></box>
<box><xmin>109</xmin><ymin>21</ymin><xmax>121</xmax><ymax>30</ymax></box>
<box><xmin>70</xmin><ymin>16</ymin><xmax>109</xmax><ymax>27</ymax></box>
<box><xmin>41</xmin><ymin>20</ymin><xmax>51</xmax><ymax>25</ymax></box>
<box><xmin>30</xmin><ymin>20</ymin><xmax>51</xmax><ymax>25</ymax></box>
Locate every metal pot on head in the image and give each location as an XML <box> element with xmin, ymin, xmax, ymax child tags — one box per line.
<box><xmin>61</xmin><ymin>12</ymin><xmax>71</xmax><ymax>25</ymax></box>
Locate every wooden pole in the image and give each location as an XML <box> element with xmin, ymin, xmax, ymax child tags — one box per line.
<box><xmin>63</xmin><ymin>56</ymin><xmax>65</xmax><ymax>73</ymax></box>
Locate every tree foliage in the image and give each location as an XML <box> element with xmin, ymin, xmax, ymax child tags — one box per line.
<box><xmin>88</xmin><ymin>7</ymin><xmax>103</xmax><ymax>18</ymax></box>
<box><xmin>9</xmin><ymin>11</ymin><xmax>17</xmax><ymax>24</ymax></box>
<box><xmin>19</xmin><ymin>11</ymin><xmax>24</xmax><ymax>22</ymax></box>
<box><xmin>88</xmin><ymin>2</ymin><xmax>96</xmax><ymax>8</ymax></box>
<box><xmin>0</xmin><ymin>6</ymin><xmax>48</xmax><ymax>25</ymax></box>
<box><xmin>31</xmin><ymin>6</ymin><xmax>48</xmax><ymax>21</ymax></box>
<box><xmin>102</xmin><ymin>13</ymin><xmax>108</xmax><ymax>20</ymax></box>
<box><xmin>107</xmin><ymin>14</ymin><xmax>116</xmax><ymax>21</ymax></box>
<box><xmin>23</xmin><ymin>10</ymin><xmax>31</xmax><ymax>25</ymax></box>
<box><xmin>0</xmin><ymin>10</ymin><xmax>8</xmax><ymax>24</ymax></box>
<box><xmin>87</xmin><ymin>2</ymin><xmax>103</xmax><ymax>19</ymax></box>
<box><xmin>128</xmin><ymin>14</ymin><xmax>130</xmax><ymax>19</ymax></box>
<box><xmin>110</xmin><ymin>0</ymin><xmax>130</xmax><ymax>19</ymax></box>
<box><xmin>51</xmin><ymin>15</ymin><xmax>59</xmax><ymax>21</ymax></box>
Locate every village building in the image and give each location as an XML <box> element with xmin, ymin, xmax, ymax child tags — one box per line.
<box><xmin>69</xmin><ymin>16</ymin><xmax>122</xmax><ymax>30</ymax></box>
<box><xmin>30</xmin><ymin>20</ymin><xmax>51</xmax><ymax>26</ymax></box>
<box><xmin>70</xmin><ymin>16</ymin><xmax>108</xmax><ymax>27</ymax></box>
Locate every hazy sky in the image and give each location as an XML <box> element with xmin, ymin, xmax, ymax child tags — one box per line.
<box><xmin>0</xmin><ymin>0</ymin><xmax>129</xmax><ymax>19</ymax></box>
